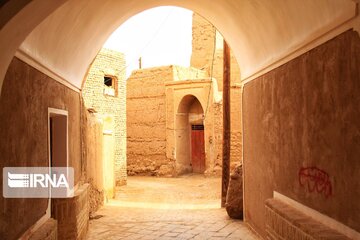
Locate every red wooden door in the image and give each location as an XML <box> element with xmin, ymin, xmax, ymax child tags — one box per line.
<box><xmin>191</xmin><ymin>125</ymin><xmax>205</xmax><ymax>173</ymax></box>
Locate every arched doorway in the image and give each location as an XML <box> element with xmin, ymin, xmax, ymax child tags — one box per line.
<box><xmin>176</xmin><ymin>95</ymin><xmax>205</xmax><ymax>174</ymax></box>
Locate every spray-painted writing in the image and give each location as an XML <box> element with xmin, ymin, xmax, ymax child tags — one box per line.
<box><xmin>299</xmin><ymin>167</ymin><xmax>332</xmax><ymax>198</ymax></box>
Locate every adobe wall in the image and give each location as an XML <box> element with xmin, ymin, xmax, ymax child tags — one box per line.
<box><xmin>191</xmin><ymin>13</ymin><xmax>243</xmax><ymax>168</ymax></box>
<box><xmin>230</xmin><ymin>84</ymin><xmax>242</xmax><ymax>167</ymax></box>
<box><xmin>191</xmin><ymin>13</ymin><xmax>216</xmax><ymax>78</ymax></box>
<box><xmin>82</xmin><ymin>48</ymin><xmax>127</xmax><ymax>186</ymax></box>
<box><xmin>173</xmin><ymin>65</ymin><xmax>208</xmax><ymax>80</ymax></box>
<box><xmin>127</xmin><ymin>64</ymin><xmax>223</xmax><ymax>176</ymax></box>
<box><xmin>0</xmin><ymin>57</ymin><xmax>82</xmax><ymax>239</ymax></box>
<box><xmin>191</xmin><ymin>14</ymin><xmax>241</xmax><ymax>89</ymax></box>
<box><xmin>243</xmin><ymin>30</ymin><xmax>360</xmax><ymax>237</ymax></box>
<box><xmin>126</xmin><ymin>66</ymin><xmax>173</xmax><ymax>176</ymax></box>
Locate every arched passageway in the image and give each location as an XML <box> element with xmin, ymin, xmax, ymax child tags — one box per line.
<box><xmin>0</xmin><ymin>1</ymin><xmax>359</xmax><ymax>239</ymax></box>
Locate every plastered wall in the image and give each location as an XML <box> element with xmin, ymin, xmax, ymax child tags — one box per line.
<box><xmin>81</xmin><ymin>107</ymin><xmax>104</xmax><ymax>213</ymax></box>
<box><xmin>243</xmin><ymin>30</ymin><xmax>360</xmax><ymax>237</ymax></box>
<box><xmin>0</xmin><ymin>57</ymin><xmax>82</xmax><ymax>239</ymax></box>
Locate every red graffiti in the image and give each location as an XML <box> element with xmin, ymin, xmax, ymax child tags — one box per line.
<box><xmin>299</xmin><ymin>167</ymin><xmax>332</xmax><ymax>198</ymax></box>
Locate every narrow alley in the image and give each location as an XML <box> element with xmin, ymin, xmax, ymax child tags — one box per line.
<box><xmin>86</xmin><ymin>175</ymin><xmax>258</xmax><ymax>240</ymax></box>
<box><xmin>1</xmin><ymin>1</ymin><xmax>360</xmax><ymax>240</ymax></box>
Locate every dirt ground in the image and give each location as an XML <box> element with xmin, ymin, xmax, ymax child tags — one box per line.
<box><xmin>87</xmin><ymin>175</ymin><xmax>259</xmax><ymax>240</ymax></box>
<box><xmin>114</xmin><ymin>174</ymin><xmax>221</xmax><ymax>209</ymax></box>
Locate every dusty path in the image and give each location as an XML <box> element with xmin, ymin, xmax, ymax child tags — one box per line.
<box><xmin>114</xmin><ymin>174</ymin><xmax>221</xmax><ymax>209</ymax></box>
<box><xmin>87</xmin><ymin>175</ymin><xmax>259</xmax><ymax>240</ymax></box>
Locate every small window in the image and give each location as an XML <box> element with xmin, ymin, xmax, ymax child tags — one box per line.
<box><xmin>104</xmin><ymin>76</ymin><xmax>113</xmax><ymax>87</ymax></box>
<box><xmin>192</xmin><ymin>125</ymin><xmax>204</xmax><ymax>130</ymax></box>
<box><xmin>103</xmin><ymin>75</ymin><xmax>117</xmax><ymax>96</ymax></box>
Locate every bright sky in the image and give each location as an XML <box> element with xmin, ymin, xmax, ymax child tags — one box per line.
<box><xmin>103</xmin><ymin>7</ymin><xmax>193</xmax><ymax>77</ymax></box>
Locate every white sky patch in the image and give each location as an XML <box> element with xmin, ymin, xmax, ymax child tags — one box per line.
<box><xmin>103</xmin><ymin>7</ymin><xmax>193</xmax><ymax>77</ymax></box>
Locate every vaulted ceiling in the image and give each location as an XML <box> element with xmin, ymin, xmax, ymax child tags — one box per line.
<box><xmin>0</xmin><ymin>0</ymin><xmax>357</xmax><ymax>91</ymax></box>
